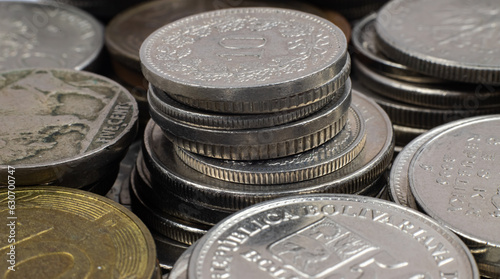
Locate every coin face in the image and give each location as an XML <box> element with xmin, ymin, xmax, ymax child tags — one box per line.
<box><xmin>140</xmin><ymin>7</ymin><xmax>347</xmax><ymax>102</ymax></box>
<box><xmin>376</xmin><ymin>0</ymin><xmax>500</xmax><ymax>84</ymax></box>
<box><xmin>0</xmin><ymin>187</ymin><xmax>157</xmax><ymax>278</ymax></box>
<box><xmin>0</xmin><ymin>69</ymin><xmax>138</xmax><ymax>186</ymax></box>
<box><xmin>188</xmin><ymin>194</ymin><xmax>479</xmax><ymax>279</ymax></box>
<box><xmin>0</xmin><ymin>1</ymin><xmax>103</xmax><ymax>71</ymax></box>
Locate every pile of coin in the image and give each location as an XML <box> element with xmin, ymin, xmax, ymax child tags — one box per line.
<box><xmin>0</xmin><ymin>68</ymin><xmax>138</xmax><ymax>195</ymax></box>
<box><xmin>0</xmin><ymin>186</ymin><xmax>161</xmax><ymax>279</ymax></box>
<box><xmin>130</xmin><ymin>7</ymin><xmax>394</xmax><ymax>272</ymax></box>
<box><xmin>0</xmin><ymin>0</ymin><xmax>104</xmax><ymax>73</ymax></box>
<box><xmin>352</xmin><ymin>0</ymin><xmax>500</xmax><ymax>151</ymax></box>
<box><xmin>389</xmin><ymin>115</ymin><xmax>500</xmax><ymax>278</ymax></box>
<box><xmin>168</xmin><ymin>194</ymin><xmax>480</xmax><ymax>279</ymax></box>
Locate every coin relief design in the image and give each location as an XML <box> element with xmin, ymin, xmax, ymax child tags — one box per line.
<box><xmin>0</xmin><ymin>69</ymin><xmax>137</xmax><ymax>165</ymax></box>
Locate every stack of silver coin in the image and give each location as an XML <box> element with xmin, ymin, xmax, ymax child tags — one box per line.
<box><xmin>169</xmin><ymin>194</ymin><xmax>481</xmax><ymax>279</ymax></box>
<box><xmin>352</xmin><ymin>0</ymin><xmax>500</xmax><ymax>152</ymax></box>
<box><xmin>0</xmin><ymin>68</ymin><xmax>139</xmax><ymax>195</ymax></box>
<box><xmin>389</xmin><ymin>115</ymin><xmax>500</xmax><ymax>278</ymax></box>
<box><xmin>131</xmin><ymin>7</ymin><xmax>394</xmax><ymax>272</ymax></box>
<box><xmin>0</xmin><ymin>0</ymin><xmax>104</xmax><ymax>73</ymax></box>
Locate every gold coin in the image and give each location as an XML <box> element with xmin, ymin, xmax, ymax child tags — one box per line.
<box><xmin>0</xmin><ymin>186</ymin><xmax>158</xmax><ymax>279</ymax></box>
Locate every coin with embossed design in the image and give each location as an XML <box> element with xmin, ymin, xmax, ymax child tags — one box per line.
<box><xmin>140</xmin><ymin>7</ymin><xmax>348</xmax><ymax>113</ymax></box>
<box><xmin>0</xmin><ymin>68</ymin><xmax>138</xmax><ymax>187</ymax></box>
<box><xmin>409</xmin><ymin>116</ymin><xmax>500</xmax><ymax>277</ymax></box>
<box><xmin>188</xmin><ymin>194</ymin><xmax>479</xmax><ymax>279</ymax></box>
<box><xmin>376</xmin><ymin>0</ymin><xmax>500</xmax><ymax>84</ymax></box>
<box><xmin>0</xmin><ymin>1</ymin><xmax>103</xmax><ymax>72</ymax></box>
<box><xmin>0</xmin><ymin>186</ymin><xmax>159</xmax><ymax>279</ymax></box>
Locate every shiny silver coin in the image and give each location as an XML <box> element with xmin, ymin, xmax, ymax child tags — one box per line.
<box><xmin>140</xmin><ymin>7</ymin><xmax>348</xmax><ymax>113</ymax></box>
<box><xmin>188</xmin><ymin>194</ymin><xmax>479</xmax><ymax>279</ymax></box>
<box><xmin>354</xmin><ymin>58</ymin><xmax>500</xmax><ymax>110</ymax></box>
<box><xmin>142</xmin><ymin>91</ymin><xmax>393</xmax><ymax>211</ymax></box>
<box><xmin>352</xmin><ymin>13</ymin><xmax>443</xmax><ymax>84</ymax></box>
<box><xmin>409</xmin><ymin>116</ymin><xmax>500</xmax><ymax>277</ymax></box>
<box><xmin>175</xmin><ymin>106</ymin><xmax>366</xmax><ymax>185</ymax></box>
<box><xmin>376</xmin><ymin>0</ymin><xmax>500</xmax><ymax>84</ymax></box>
<box><xmin>152</xmin><ymin>79</ymin><xmax>351</xmax><ymax>160</ymax></box>
<box><xmin>0</xmin><ymin>1</ymin><xmax>103</xmax><ymax>71</ymax></box>
<box><xmin>148</xmin><ymin>75</ymin><xmax>345</xmax><ymax>130</ymax></box>
<box><xmin>0</xmin><ymin>68</ymin><xmax>138</xmax><ymax>187</ymax></box>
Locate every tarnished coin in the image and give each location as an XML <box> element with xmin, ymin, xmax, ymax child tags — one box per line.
<box><xmin>188</xmin><ymin>194</ymin><xmax>479</xmax><ymax>279</ymax></box>
<box><xmin>409</xmin><ymin>116</ymin><xmax>500</xmax><ymax>277</ymax></box>
<box><xmin>142</xmin><ymin>91</ymin><xmax>393</xmax><ymax>211</ymax></box>
<box><xmin>0</xmin><ymin>186</ymin><xmax>158</xmax><ymax>279</ymax></box>
<box><xmin>175</xmin><ymin>106</ymin><xmax>366</xmax><ymax>185</ymax></box>
<box><xmin>152</xmin><ymin>79</ymin><xmax>351</xmax><ymax>160</ymax></box>
<box><xmin>0</xmin><ymin>68</ymin><xmax>138</xmax><ymax>187</ymax></box>
<box><xmin>140</xmin><ymin>7</ymin><xmax>348</xmax><ymax>113</ymax></box>
<box><xmin>376</xmin><ymin>0</ymin><xmax>500</xmax><ymax>84</ymax></box>
<box><xmin>0</xmin><ymin>1</ymin><xmax>103</xmax><ymax>71</ymax></box>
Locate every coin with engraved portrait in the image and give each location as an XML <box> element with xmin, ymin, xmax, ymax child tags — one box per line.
<box><xmin>376</xmin><ymin>0</ymin><xmax>500</xmax><ymax>84</ymax></box>
<box><xmin>188</xmin><ymin>194</ymin><xmax>479</xmax><ymax>279</ymax></box>
<box><xmin>0</xmin><ymin>186</ymin><xmax>159</xmax><ymax>279</ymax></box>
<box><xmin>140</xmin><ymin>7</ymin><xmax>348</xmax><ymax>113</ymax></box>
<box><xmin>0</xmin><ymin>68</ymin><xmax>138</xmax><ymax>187</ymax></box>
<box><xmin>0</xmin><ymin>1</ymin><xmax>103</xmax><ymax>72</ymax></box>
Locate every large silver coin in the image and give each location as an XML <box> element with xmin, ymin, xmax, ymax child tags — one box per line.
<box><xmin>376</xmin><ymin>0</ymin><xmax>500</xmax><ymax>84</ymax></box>
<box><xmin>409</xmin><ymin>116</ymin><xmax>500</xmax><ymax>277</ymax></box>
<box><xmin>0</xmin><ymin>1</ymin><xmax>103</xmax><ymax>71</ymax></box>
<box><xmin>140</xmin><ymin>7</ymin><xmax>348</xmax><ymax>113</ymax></box>
<box><xmin>188</xmin><ymin>194</ymin><xmax>479</xmax><ymax>279</ymax></box>
<box><xmin>176</xmin><ymin>106</ymin><xmax>366</xmax><ymax>185</ymax></box>
<box><xmin>0</xmin><ymin>68</ymin><xmax>138</xmax><ymax>187</ymax></box>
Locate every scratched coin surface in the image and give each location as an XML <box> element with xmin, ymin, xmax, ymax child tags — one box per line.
<box><xmin>140</xmin><ymin>7</ymin><xmax>348</xmax><ymax>113</ymax></box>
<box><xmin>0</xmin><ymin>68</ymin><xmax>138</xmax><ymax>186</ymax></box>
<box><xmin>376</xmin><ymin>0</ymin><xmax>500</xmax><ymax>84</ymax></box>
<box><xmin>0</xmin><ymin>1</ymin><xmax>103</xmax><ymax>71</ymax></box>
<box><xmin>188</xmin><ymin>194</ymin><xmax>479</xmax><ymax>279</ymax></box>
<box><xmin>408</xmin><ymin>116</ymin><xmax>500</xmax><ymax>276</ymax></box>
<box><xmin>0</xmin><ymin>186</ymin><xmax>158</xmax><ymax>279</ymax></box>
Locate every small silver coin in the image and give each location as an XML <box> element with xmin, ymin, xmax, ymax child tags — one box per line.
<box><xmin>140</xmin><ymin>7</ymin><xmax>348</xmax><ymax>113</ymax></box>
<box><xmin>188</xmin><ymin>194</ymin><xmax>479</xmax><ymax>279</ymax></box>
<box><xmin>376</xmin><ymin>0</ymin><xmax>500</xmax><ymax>84</ymax></box>
<box><xmin>0</xmin><ymin>1</ymin><xmax>103</xmax><ymax>71</ymax></box>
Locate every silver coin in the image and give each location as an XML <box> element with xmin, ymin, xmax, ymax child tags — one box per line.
<box><xmin>354</xmin><ymin>58</ymin><xmax>500</xmax><ymax>110</ymax></box>
<box><xmin>152</xmin><ymin>230</ymin><xmax>189</xmax><ymax>272</ymax></box>
<box><xmin>168</xmin><ymin>243</ymin><xmax>195</xmax><ymax>279</ymax></box>
<box><xmin>409</xmin><ymin>116</ymin><xmax>500</xmax><ymax>277</ymax></box>
<box><xmin>142</xmin><ymin>91</ymin><xmax>393</xmax><ymax>211</ymax></box>
<box><xmin>352</xmin><ymin>13</ymin><xmax>443</xmax><ymax>84</ymax></box>
<box><xmin>0</xmin><ymin>1</ymin><xmax>103</xmax><ymax>71</ymax></box>
<box><xmin>148</xmin><ymin>74</ymin><xmax>345</xmax><ymax>130</ymax></box>
<box><xmin>140</xmin><ymin>7</ymin><xmax>348</xmax><ymax>113</ymax></box>
<box><xmin>188</xmin><ymin>194</ymin><xmax>479</xmax><ymax>279</ymax></box>
<box><xmin>389</xmin><ymin>116</ymin><xmax>491</xmax><ymax>210</ymax></box>
<box><xmin>0</xmin><ymin>68</ymin><xmax>138</xmax><ymax>187</ymax></box>
<box><xmin>175</xmin><ymin>106</ymin><xmax>366</xmax><ymax>185</ymax></box>
<box><xmin>152</xmin><ymin>79</ymin><xmax>351</xmax><ymax>160</ymax></box>
<box><xmin>376</xmin><ymin>0</ymin><xmax>500</xmax><ymax>84</ymax></box>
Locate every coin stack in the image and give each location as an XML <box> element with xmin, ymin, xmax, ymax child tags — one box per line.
<box><xmin>131</xmin><ymin>7</ymin><xmax>394</xmax><ymax>272</ymax></box>
<box><xmin>352</xmin><ymin>0</ymin><xmax>500</xmax><ymax>152</ymax></box>
<box><xmin>0</xmin><ymin>0</ymin><xmax>104</xmax><ymax>73</ymax></box>
<box><xmin>0</xmin><ymin>68</ymin><xmax>138</xmax><ymax>195</ymax></box>
<box><xmin>389</xmin><ymin>115</ymin><xmax>500</xmax><ymax>278</ymax></box>
<box><xmin>168</xmin><ymin>194</ymin><xmax>481</xmax><ymax>279</ymax></box>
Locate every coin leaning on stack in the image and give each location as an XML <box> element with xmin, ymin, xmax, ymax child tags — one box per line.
<box><xmin>351</xmin><ymin>0</ymin><xmax>500</xmax><ymax>150</ymax></box>
<box><xmin>133</xmin><ymin>7</ymin><xmax>394</xmax><ymax>272</ymax></box>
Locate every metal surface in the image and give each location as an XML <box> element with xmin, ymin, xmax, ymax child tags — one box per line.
<box><xmin>0</xmin><ymin>0</ymin><xmax>103</xmax><ymax>71</ymax></box>
<box><xmin>0</xmin><ymin>68</ymin><xmax>138</xmax><ymax>187</ymax></box>
<box><xmin>188</xmin><ymin>194</ymin><xmax>479</xmax><ymax>279</ymax></box>
<box><xmin>140</xmin><ymin>7</ymin><xmax>348</xmax><ymax>113</ymax></box>
<box><xmin>376</xmin><ymin>0</ymin><xmax>500</xmax><ymax>84</ymax></box>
